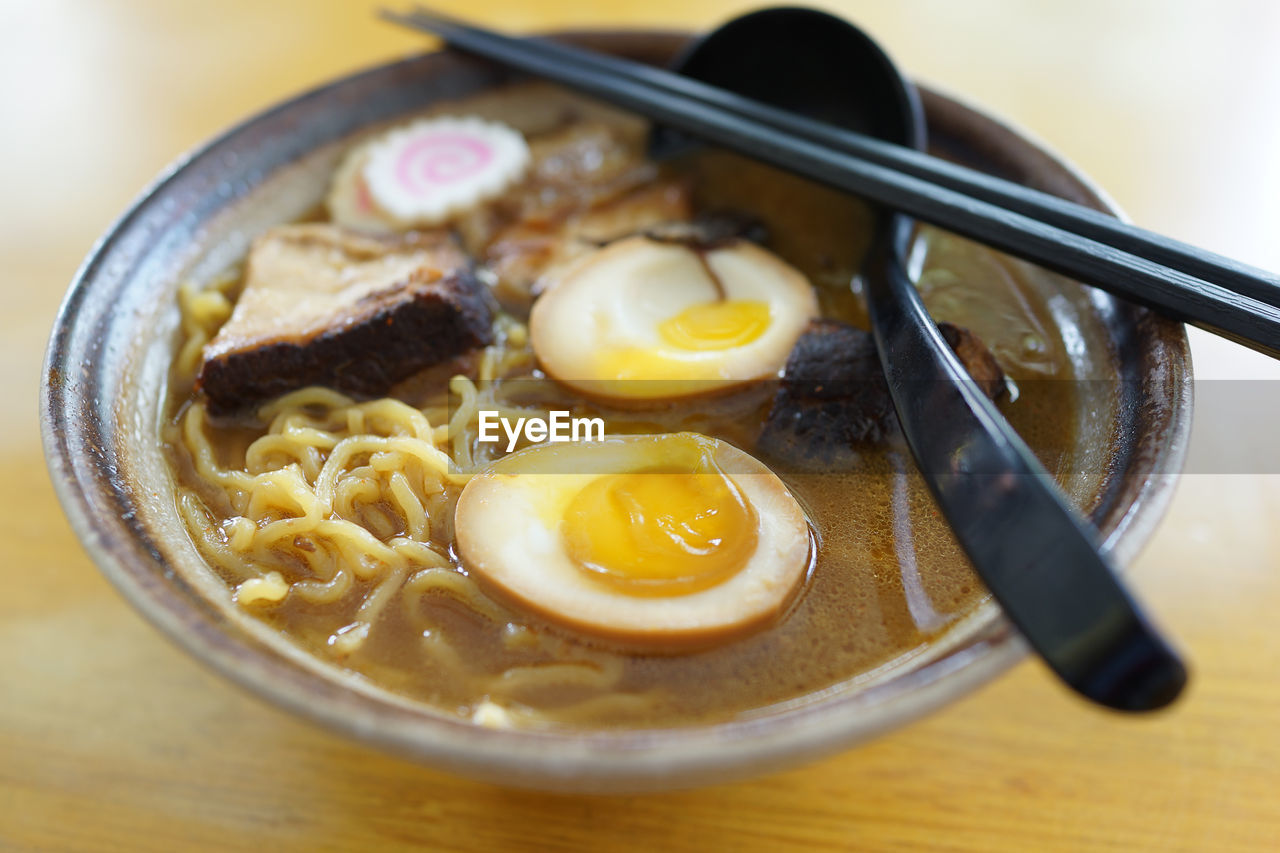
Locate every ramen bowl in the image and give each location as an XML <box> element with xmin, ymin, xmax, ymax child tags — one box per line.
<box><xmin>41</xmin><ymin>31</ymin><xmax>1191</xmax><ymax>792</ymax></box>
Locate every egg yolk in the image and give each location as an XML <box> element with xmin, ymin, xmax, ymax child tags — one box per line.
<box><xmin>562</xmin><ymin>466</ymin><xmax>759</xmax><ymax>596</ymax></box>
<box><xmin>658</xmin><ymin>300</ymin><xmax>771</xmax><ymax>351</ymax></box>
<box><xmin>592</xmin><ymin>347</ymin><xmax>702</xmax><ymax>382</ymax></box>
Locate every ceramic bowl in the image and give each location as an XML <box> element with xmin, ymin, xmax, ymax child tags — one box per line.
<box><xmin>41</xmin><ymin>31</ymin><xmax>1191</xmax><ymax>792</ymax></box>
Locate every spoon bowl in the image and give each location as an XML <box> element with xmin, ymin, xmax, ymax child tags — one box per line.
<box><xmin>649</xmin><ymin>8</ymin><xmax>922</xmax><ymax>159</ymax></box>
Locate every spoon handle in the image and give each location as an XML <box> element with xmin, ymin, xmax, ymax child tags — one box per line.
<box><xmin>867</xmin><ymin>226</ymin><xmax>1186</xmax><ymax>710</ymax></box>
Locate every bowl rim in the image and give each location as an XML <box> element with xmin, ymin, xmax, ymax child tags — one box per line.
<box><xmin>40</xmin><ymin>30</ymin><xmax>1192</xmax><ymax>792</ymax></box>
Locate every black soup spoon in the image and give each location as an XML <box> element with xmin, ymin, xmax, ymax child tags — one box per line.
<box><xmin>660</xmin><ymin>7</ymin><xmax>1186</xmax><ymax>710</ymax></box>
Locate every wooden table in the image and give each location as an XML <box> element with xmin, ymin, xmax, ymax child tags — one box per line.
<box><xmin>5</xmin><ymin>1</ymin><xmax>1279</xmax><ymax>849</ymax></box>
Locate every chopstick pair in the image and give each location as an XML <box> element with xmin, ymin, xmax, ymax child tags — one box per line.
<box><xmin>381</xmin><ymin>5</ymin><xmax>1280</xmax><ymax>359</ymax></box>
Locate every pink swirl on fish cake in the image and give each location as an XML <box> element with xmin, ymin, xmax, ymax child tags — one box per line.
<box><xmin>393</xmin><ymin>133</ymin><xmax>495</xmax><ymax>198</ymax></box>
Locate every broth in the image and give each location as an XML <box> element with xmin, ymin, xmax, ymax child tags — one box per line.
<box><xmin>163</xmin><ymin>85</ymin><xmax>1081</xmax><ymax>728</ymax></box>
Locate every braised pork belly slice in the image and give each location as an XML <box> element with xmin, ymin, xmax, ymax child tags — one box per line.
<box><xmin>484</xmin><ymin>179</ymin><xmax>694</xmax><ymax>305</ymax></box>
<box><xmin>198</xmin><ymin>224</ymin><xmax>492</xmax><ymax>415</ymax></box>
<box><xmin>758</xmin><ymin>319</ymin><xmax>1006</xmax><ymax>469</ymax></box>
<box><xmin>516</xmin><ymin>119</ymin><xmax>659</xmax><ymax>219</ymax></box>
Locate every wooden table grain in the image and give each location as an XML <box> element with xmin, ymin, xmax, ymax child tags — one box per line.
<box><xmin>5</xmin><ymin>1</ymin><xmax>1279</xmax><ymax>850</ymax></box>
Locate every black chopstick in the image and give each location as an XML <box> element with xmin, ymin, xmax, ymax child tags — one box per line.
<box><xmin>382</xmin><ymin>6</ymin><xmax>1280</xmax><ymax>359</ymax></box>
<box><xmin>391</xmin><ymin>5</ymin><xmax>1280</xmax><ymax>313</ymax></box>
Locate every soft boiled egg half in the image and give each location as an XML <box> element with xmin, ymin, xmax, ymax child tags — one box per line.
<box><xmin>453</xmin><ymin>433</ymin><xmax>811</xmax><ymax>648</ymax></box>
<box><xmin>528</xmin><ymin>235</ymin><xmax>819</xmax><ymax>403</ymax></box>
